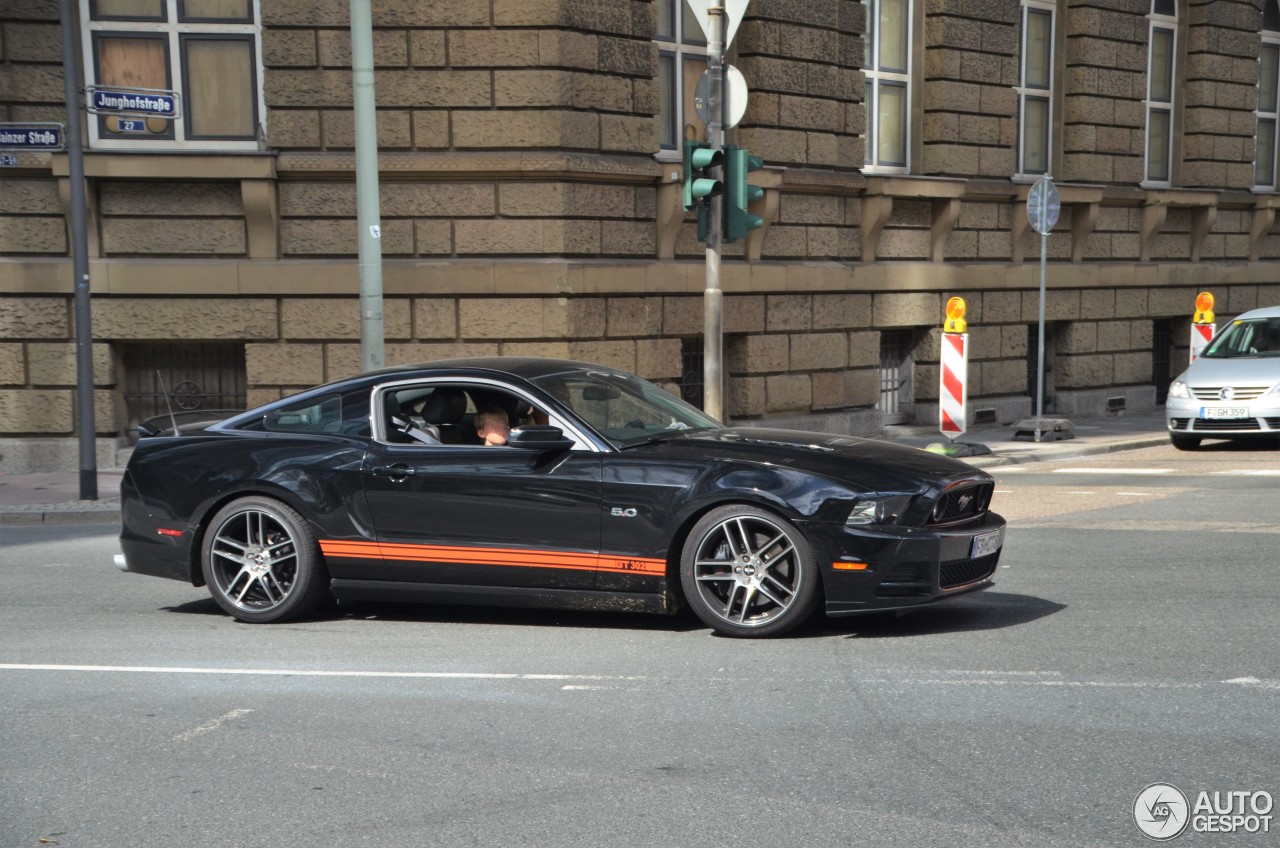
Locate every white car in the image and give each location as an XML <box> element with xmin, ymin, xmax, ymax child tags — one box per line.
<box><xmin>1166</xmin><ymin>305</ymin><xmax>1280</xmax><ymax>450</ymax></box>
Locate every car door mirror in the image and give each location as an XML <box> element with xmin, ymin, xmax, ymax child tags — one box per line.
<box><xmin>507</xmin><ymin>425</ymin><xmax>575</xmax><ymax>452</ymax></box>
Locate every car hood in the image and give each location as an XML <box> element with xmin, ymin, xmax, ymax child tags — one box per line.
<box><xmin>1176</xmin><ymin>356</ymin><xmax>1280</xmax><ymax>387</ymax></box>
<box><xmin>627</xmin><ymin>427</ymin><xmax>984</xmax><ymax>492</ymax></box>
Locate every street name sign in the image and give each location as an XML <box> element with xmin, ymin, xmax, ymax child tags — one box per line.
<box><xmin>0</xmin><ymin>123</ymin><xmax>66</xmax><ymax>151</ymax></box>
<box><xmin>86</xmin><ymin>86</ymin><xmax>180</xmax><ymax>120</ymax></box>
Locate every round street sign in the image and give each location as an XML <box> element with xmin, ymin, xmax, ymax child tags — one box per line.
<box><xmin>1027</xmin><ymin>175</ymin><xmax>1060</xmax><ymax>235</ymax></box>
<box><xmin>694</xmin><ymin>65</ymin><xmax>749</xmax><ymax>129</ymax></box>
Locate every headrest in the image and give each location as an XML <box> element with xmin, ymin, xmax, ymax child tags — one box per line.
<box><xmin>420</xmin><ymin>388</ymin><xmax>467</xmax><ymax>425</ymax></box>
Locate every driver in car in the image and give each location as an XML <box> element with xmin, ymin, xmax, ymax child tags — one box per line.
<box><xmin>475</xmin><ymin>406</ymin><xmax>510</xmax><ymax>446</ymax></box>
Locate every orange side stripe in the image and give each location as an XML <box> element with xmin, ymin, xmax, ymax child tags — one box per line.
<box><xmin>319</xmin><ymin>540</ymin><xmax>665</xmax><ymax>575</ymax></box>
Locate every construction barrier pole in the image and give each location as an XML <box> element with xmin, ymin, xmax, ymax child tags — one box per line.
<box><xmin>939</xmin><ymin>297</ymin><xmax>968</xmax><ymax>440</ymax></box>
<box><xmin>1190</xmin><ymin>291</ymin><xmax>1215</xmax><ymax>363</ymax></box>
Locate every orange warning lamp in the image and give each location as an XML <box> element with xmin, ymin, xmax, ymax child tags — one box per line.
<box><xmin>944</xmin><ymin>297</ymin><xmax>967</xmax><ymax>334</ymax></box>
<box><xmin>1193</xmin><ymin>291</ymin><xmax>1215</xmax><ymax>325</ymax></box>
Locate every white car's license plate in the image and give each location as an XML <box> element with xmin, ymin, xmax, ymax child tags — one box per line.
<box><xmin>1200</xmin><ymin>407</ymin><xmax>1249</xmax><ymax>419</ymax></box>
<box><xmin>971</xmin><ymin>528</ymin><xmax>1003</xmax><ymax>559</ymax></box>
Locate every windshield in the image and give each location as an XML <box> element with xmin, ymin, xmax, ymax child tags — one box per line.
<box><xmin>1202</xmin><ymin>317</ymin><xmax>1280</xmax><ymax>358</ymax></box>
<box><xmin>529</xmin><ymin>368</ymin><xmax>720</xmax><ymax>448</ymax></box>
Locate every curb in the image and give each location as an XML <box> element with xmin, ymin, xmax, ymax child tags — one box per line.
<box><xmin>961</xmin><ymin>435</ymin><xmax>1171</xmax><ymax>469</ymax></box>
<box><xmin>0</xmin><ymin>503</ymin><xmax>121</xmax><ymax>526</ymax></box>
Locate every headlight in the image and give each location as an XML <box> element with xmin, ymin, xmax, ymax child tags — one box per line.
<box><xmin>1167</xmin><ymin>380</ymin><xmax>1190</xmax><ymax>399</ymax></box>
<box><xmin>846</xmin><ymin>495</ymin><xmax>912</xmax><ymax>526</ymax></box>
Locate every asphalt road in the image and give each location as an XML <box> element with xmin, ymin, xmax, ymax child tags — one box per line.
<box><xmin>2</xmin><ymin>443</ymin><xmax>1278</xmax><ymax>847</ymax></box>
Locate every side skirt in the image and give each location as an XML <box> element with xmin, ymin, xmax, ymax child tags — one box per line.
<box><xmin>330</xmin><ymin>579</ymin><xmax>677</xmax><ymax>616</ymax></box>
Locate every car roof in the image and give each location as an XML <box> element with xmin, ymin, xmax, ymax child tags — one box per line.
<box><xmin>362</xmin><ymin>357</ymin><xmax>626</xmax><ymax>382</ymax></box>
<box><xmin>1232</xmin><ymin>305</ymin><xmax>1280</xmax><ymax>321</ymax></box>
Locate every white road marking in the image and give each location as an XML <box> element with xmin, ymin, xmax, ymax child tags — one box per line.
<box><xmin>1051</xmin><ymin>468</ymin><xmax>1173</xmax><ymax>475</ymax></box>
<box><xmin>1114</xmin><ymin>492</ymin><xmax>1157</xmax><ymax>496</ymax></box>
<box><xmin>1212</xmin><ymin>470</ymin><xmax>1280</xmax><ymax>476</ymax></box>
<box><xmin>1224</xmin><ymin>676</ymin><xmax>1280</xmax><ymax>689</ymax></box>
<box><xmin>0</xmin><ymin>663</ymin><xmax>641</xmax><ymax>682</ymax></box>
<box><xmin>172</xmin><ymin>708</ymin><xmax>253</xmax><ymax>743</ymax></box>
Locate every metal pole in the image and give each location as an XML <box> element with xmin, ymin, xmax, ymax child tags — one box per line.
<box><xmin>350</xmin><ymin>0</ymin><xmax>383</xmax><ymax>373</ymax></box>
<box><xmin>60</xmin><ymin>0</ymin><xmax>96</xmax><ymax>500</ymax></box>
<box><xmin>702</xmin><ymin>3</ymin><xmax>726</xmax><ymax>420</ymax></box>
<box><xmin>1035</xmin><ymin>228</ymin><xmax>1047</xmax><ymax>443</ymax></box>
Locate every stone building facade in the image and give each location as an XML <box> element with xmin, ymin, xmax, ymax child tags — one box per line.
<box><xmin>2</xmin><ymin>0</ymin><xmax>1280</xmax><ymax>471</ymax></box>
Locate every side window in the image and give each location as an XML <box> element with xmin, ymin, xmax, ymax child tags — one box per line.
<box><xmin>863</xmin><ymin>0</ymin><xmax>912</xmax><ymax>172</ymax></box>
<box><xmin>1257</xmin><ymin>0</ymin><xmax>1280</xmax><ymax>189</ymax></box>
<box><xmin>263</xmin><ymin>394</ymin><xmax>342</xmax><ymax>434</ymax></box>
<box><xmin>654</xmin><ymin>0</ymin><xmax>708</xmax><ymax>156</ymax></box>
<box><xmin>81</xmin><ymin>0</ymin><xmax>263</xmax><ymax>151</ymax></box>
<box><xmin>1016</xmin><ymin>0</ymin><xmax>1055</xmax><ymax>178</ymax></box>
<box><xmin>379</xmin><ymin>383</ymin><xmax>568</xmax><ymax>448</ymax></box>
<box><xmin>1144</xmin><ymin>0</ymin><xmax>1178</xmax><ymax>186</ymax></box>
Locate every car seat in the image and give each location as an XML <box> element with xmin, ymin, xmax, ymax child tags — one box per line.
<box><xmin>420</xmin><ymin>387</ymin><xmax>472</xmax><ymax>444</ymax></box>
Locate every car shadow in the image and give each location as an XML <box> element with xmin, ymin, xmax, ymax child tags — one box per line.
<box><xmin>163</xmin><ymin>592</ymin><xmax>1060</xmax><ymax>639</ymax></box>
<box><xmin>797</xmin><ymin>591</ymin><xmax>1066</xmax><ymax>640</ymax></box>
<box><xmin>1181</xmin><ymin>438</ymin><xmax>1280</xmax><ymax>452</ymax></box>
<box><xmin>162</xmin><ymin>596</ymin><xmax>705</xmax><ymax>633</ymax></box>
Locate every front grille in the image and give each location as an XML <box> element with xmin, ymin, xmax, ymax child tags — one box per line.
<box><xmin>1266</xmin><ymin>418</ymin><xmax>1280</xmax><ymax>430</ymax></box>
<box><xmin>928</xmin><ymin>483</ymin><xmax>993</xmax><ymax>526</ymax></box>
<box><xmin>1190</xmin><ymin>386</ymin><xmax>1270</xmax><ymax>401</ymax></box>
<box><xmin>940</xmin><ymin>552</ymin><xmax>1000</xmax><ymax>589</ymax></box>
<box><xmin>1190</xmin><ymin>418</ymin><xmax>1262</xmax><ymax>432</ymax></box>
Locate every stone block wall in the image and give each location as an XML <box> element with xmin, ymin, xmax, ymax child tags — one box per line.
<box><xmin>1182</xmin><ymin>1</ymin><xmax>1261</xmax><ymax>188</ymax></box>
<box><xmin>921</xmin><ymin>1</ymin><xmax>1019</xmax><ymax>177</ymax></box>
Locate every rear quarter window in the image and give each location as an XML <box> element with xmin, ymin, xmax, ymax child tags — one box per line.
<box><xmin>263</xmin><ymin>394</ymin><xmax>344</xmax><ymax>434</ymax></box>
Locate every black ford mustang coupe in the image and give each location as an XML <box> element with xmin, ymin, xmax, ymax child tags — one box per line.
<box><xmin>117</xmin><ymin>358</ymin><xmax>1006</xmax><ymax>638</ymax></box>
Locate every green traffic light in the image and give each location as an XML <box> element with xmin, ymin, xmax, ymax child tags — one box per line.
<box><xmin>682</xmin><ymin>140</ymin><xmax>723</xmax><ymax>212</ymax></box>
<box><xmin>723</xmin><ymin>145</ymin><xmax>765</xmax><ymax>243</ymax></box>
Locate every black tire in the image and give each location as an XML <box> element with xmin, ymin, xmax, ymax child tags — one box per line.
<box><xmin>200</xmin><ymin>496</ymin><xmax>330</xmax><ymax>623</ymax></box>
<box><xmin>679</xmin><ymin>504</ymin><xmax>820</xmax><ymax>638</ymax></box>
<box><xmin>1170</xmin><ymin>433</ymin><xmax>1201</xmax><ymax>451</ymax></box>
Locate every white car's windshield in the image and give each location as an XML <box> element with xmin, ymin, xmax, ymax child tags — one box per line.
<box><xmin>530</xmin><ymin>369</ymin><xmax>720</xmax><ymax>448</ymax></box>
<box><xmin>1203</xmin><ymin>317</ymin><xmax>1280</xmax><ymax>358</ymax></box>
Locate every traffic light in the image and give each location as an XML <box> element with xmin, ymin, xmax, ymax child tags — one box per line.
<box><xmin>682</xmin><ymin>139</ymin><xmax>723</xmax><ymax>212</ymax></box>
<box><xmin>722</xmin><ymin>145</ymin><xmax>764</xmax><ymax>243</ymax></box>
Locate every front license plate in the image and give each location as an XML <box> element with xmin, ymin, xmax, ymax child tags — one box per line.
<box><xmin>971</xmin><ymin>528</ymin><xmax>1003</xmax><ymax>559</ymax></box>
<box><xmin>1200</xmin><ymin>407</ymin><xmax>1249</xmax><ymax>419</ymax></box>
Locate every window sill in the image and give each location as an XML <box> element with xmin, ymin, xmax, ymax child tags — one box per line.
<box><xmin>51</xmin><ymin>150</ymin><xmax>276</xmax><ymax>180</ymax></box>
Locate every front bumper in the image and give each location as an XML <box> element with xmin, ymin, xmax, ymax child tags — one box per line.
<box><xmin>804</xmin><ymin>511</ymin><xmax>1006</xmax><ymax>615</ymax></box>
<box><xmin>1165</xmin><ymin>396</ymin><xmax>1280</xmax><ymax>437</ymax></box>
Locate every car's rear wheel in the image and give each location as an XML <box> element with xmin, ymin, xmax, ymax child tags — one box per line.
<box><xmin>201</xmin><ymin>496</ymin><xmax>330</xmax><ymax>623</ymax></box>
<box><xmin>1170</xmin><ymin>433</ymin><xmax>1201</xmax><ymax>451</ymax></box>
<box><xmin>680</xmin><ymin>505</ymin><xmax>820</xmax><ymax>638</ymax></box>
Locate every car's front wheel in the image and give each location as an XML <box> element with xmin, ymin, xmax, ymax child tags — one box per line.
<box><xmin>679</xmin><ymin>505</ymin><xmax>820</xmax><ymax>638</ymax></box>
<box><xmin>1170</xmin><ymin>433</ymin><xmax>1201</xmax><ymax>451</ymax></box>
<box><xmin>200</xmin><ymin>496</ymin><xmax>330</xmax><ymax>623</ymax></box>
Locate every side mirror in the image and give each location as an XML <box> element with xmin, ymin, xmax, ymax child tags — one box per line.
<box><xmin>507</xmin><ymin>425</ymin><xmax>575</xmax><ymax>452</ymax></box>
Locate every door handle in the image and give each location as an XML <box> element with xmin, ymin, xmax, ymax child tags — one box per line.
<box><xmin>370</xmin><ymin>464</ymin><xmax>416</xmax><ymax>480</ymax></box>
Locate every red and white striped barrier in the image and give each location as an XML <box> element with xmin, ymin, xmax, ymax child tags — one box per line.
<box><xmin>1190</xmin><ymin>321</ymin><xmax>1214</xmax><ymax>363</ymax></box>
<box><xmin>939</xmin><ymin>332</ymin><xmax>968</xmax><ymax>437</ymax></box>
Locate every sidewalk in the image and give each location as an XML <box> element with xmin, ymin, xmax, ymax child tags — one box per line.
<box><xmin>0</xmin><ymin>411</ymin><xmax>1170</xmax><ymax>526</ymax></box>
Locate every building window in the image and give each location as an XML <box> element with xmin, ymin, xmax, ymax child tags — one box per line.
<box><xmin>81</xmin><ymin>0</ymin><xmax>263</xmax><ymax>151</ymax></box>
<box><xmin>863</xmin><ymin>0</ymin><xmax>911</xmax><ymax>171</ymax></box>
<box><xmin>655</xmin><ymin>0</ymin><xmax>708</xmax><ymax>156</ymax></box>
<box><xmin>1144</xmin><ymin>0</ymin><xmax>1178</xmax><ymax>186</ymax></box>
<box><xmin>1016</xmin><ymin>1</ymin><xmax>1055</xmax><ymax>178</ymax></box>
<box><xmin>1256</xmin><ymin>0</ymin><xmax>1280</xmax><ymax>189</ymax></box>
